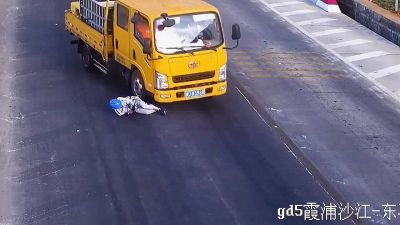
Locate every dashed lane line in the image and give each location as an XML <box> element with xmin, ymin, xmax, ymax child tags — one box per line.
<box><xmin>369</xmin><ymin>64</ymin><xmax>400</xmax><ymax>79</ymax></box>
<box><xmin>281</xmin><ymin>9</ymin><xmax>316</xmax><ymax>16</ymax></box>
<box><xmin>257</xmin><ymin>0</ymin><xmax>400</xmax><ymax>104</ymax></box>
<box><xmin>328</xmin><ymin>39</ymin><xmax>372</xmax><ymax>49</ymax></box>
<box><xmin>344</xmin><ymin>51</ymin><xmax>389</xmax><ymax>62</ymax></box>
<box><xmin>296</xmin><ymin>18</ymin><xmax>337</xmax><ymax>26</ymax></box>
<box><xmin>269</xmin><ymin>1</ymin><xmax>304</xmax><ymax>7</ymax></box>
<box><xmin>311</xmin><ymin>28</ymin><xmax>351</xmax><ymax>37</ymax></box>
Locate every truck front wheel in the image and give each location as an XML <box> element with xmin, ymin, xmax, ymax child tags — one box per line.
<box><xmin>130</xmin><ymin>70</ymin><xmax>147</xmax><ymax>99</ymax></box>
<box><xmin>81</xmin><ymin>44</ymin><xmax>94</xmax><ymax>72</ymax></box>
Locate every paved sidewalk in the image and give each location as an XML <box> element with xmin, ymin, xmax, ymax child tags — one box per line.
<box><xmin>258</xmin><ymin>0</ymin><xmax>400</xmax><ymax>103</ymax></box>
<box><xmin>210</xmin><ymin>0</ymin><xmax>400</xmax><ymax>223</ymax></box>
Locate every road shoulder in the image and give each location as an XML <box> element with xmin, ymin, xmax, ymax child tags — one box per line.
<box><xmin>210</xmin><ymin>0</ymin><xmax>400</xmax><ymax>224</ymax></box>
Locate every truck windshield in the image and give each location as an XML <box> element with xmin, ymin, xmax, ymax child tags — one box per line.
<box><xmin>155</xmin><ymin>13</ymin><xmax>223</xmax><ymax>54</ymax></box>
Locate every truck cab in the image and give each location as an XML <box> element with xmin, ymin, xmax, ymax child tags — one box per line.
<box><xmin>66</xmin><ymin>0</ymin><xmax>241</xmax><ymax>103</ymax></box>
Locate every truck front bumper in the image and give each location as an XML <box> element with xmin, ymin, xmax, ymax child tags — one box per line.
<box><xmin>153</xmin><ymin>82</ymin><xmax>227</xmax><ymax>103</ymax></box>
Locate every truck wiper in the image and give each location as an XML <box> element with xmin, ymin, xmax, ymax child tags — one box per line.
<box><xmin>183</xmin><ymin>45</ymin><xmax>218</xmax><ymax>52</ymax></box>
<box><xmin>176</xmin><ymin>45</ymin><xmax>218</xmax><ymax>52</ymax></box>
<box><xmin>166</xmin><ymin>47</ymin><xmax>188</xmax><ymax>52</ymax></box>
<box><xmin>201</xmin><ymin>46</ymin><xmax>217</xmax><ymax>52</ymax></box>
<box><xmin>165</xmin><ymin>47</ymin><xmax>195</xmax><ymax>54</ymax></box>
<box><xmin>165</xmin><ymin>45</ymin><xmax>217</xmax><ymax>53</ymax></box>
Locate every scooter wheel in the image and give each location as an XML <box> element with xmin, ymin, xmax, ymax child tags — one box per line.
<box><xmin>160</xmin><ymin>108</ymin><xmax>167</xmax><ymax>116</ymax></box>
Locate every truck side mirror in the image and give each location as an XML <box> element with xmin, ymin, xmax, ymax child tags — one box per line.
<box><xmin>224</xmin><ymin>24</ymin><xmax>241</xmax><ymax>50</ymax></box>
<box><xmin>162</xmin><ymin>19</ymin><xmax>175</xmax><ymax>28</ymax></box>
<box><xmin>232</xmin><ymin>24</ymin><xmax>241</xmax><ymax>40</ymax></box>
<box><xmin>143</xmin><ymin>39</ymin><xmax>151</xmax><ymax>55</ymax></box>
<box><xmin>143</xmin><ymin>39</ymin><xmax>163</xmax><ymax>61</ymax></box>
<box><xmin>131</xmin><ymin>13</ymin><xmax>141</xmax><ymax>23</ymax></box>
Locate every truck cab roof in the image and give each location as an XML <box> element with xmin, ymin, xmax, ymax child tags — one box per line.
<box><xmin>118</xmin><ymin>0</ymin><xmax>219</xmax><ymax>19</ymax></box>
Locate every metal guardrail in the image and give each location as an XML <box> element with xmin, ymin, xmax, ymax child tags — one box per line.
<box><xmin>79</xmin><ymin>0</ymin><xmax>115</xmax><ymax>33</ymax></box>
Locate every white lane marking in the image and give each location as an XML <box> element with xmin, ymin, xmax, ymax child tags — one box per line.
<box><xmin>255</xmin><ymin>0</ymin><xmax>399</xmax><ymax>210</ymax></box>
<box><xmin>369</xmin><ymin>65</ymin><xmax>400</xmax><ymax>79</ymax></box>
<box><xmin>344</xmin><ymin>51</ymin><xmax>389</xmax><ymax>62</ymax></box>
<box><xmin>235</xmin><ymin>87</ymin><xmax>271</xmax><ymax>128</ymax></box>
<box><xmin>257</xmin><ymin>0</ymin><xmax>400</xmax><ymax>105</ymax></box>
<box><xmin>236</xmin><ymin>85</ymin><xmax>321</xmax><ymax>196</ymax></box>
<box><xmin>311</xmin><ymin>28</ymin><xmax>351</xmax><ymax>37</ymax></box>
<box><xmin>328</xmin><ymin>39</ymin><xmax>372</xmax><ymax>49</ymax></box>
<box><xmin>296</xmin><ymin>18</ymin><xmax>337</xmax><ymax>26</ymax></box>
<box><xmin>281</xmin><ymin>9</ymin><xmax>316</xmax><ymax>16</ymax></box>
<box><xmin>269</xmin><ymin>1</ymin><xmax>303</xmax><ymax>7</ymax></box>
<box><xmin>369</xmin><ymin>86</ymin><xmax>386</xmax><ymax>99</ymax></box>
<box><xmin>207</xmin><ymin>174</ymin><xmax>242</xmax><ymax>225</ymax></box>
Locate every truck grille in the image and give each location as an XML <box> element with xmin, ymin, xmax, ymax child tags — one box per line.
<box><xmin>173</xmin><ymin>72</ymin><xmax>215</xmax><ymax>83</ymax></box>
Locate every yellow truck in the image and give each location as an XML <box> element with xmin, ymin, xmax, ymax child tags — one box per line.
<box><xmin>65</xmin><ymin>0</ymin><xmax>241</xmax><ymax>102</ymax></box>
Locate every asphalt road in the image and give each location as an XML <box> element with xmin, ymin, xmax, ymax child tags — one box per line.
<box><xmin>208</xmin><ymin>0</ymin><xmax>400</xmax><ymax>225</ymax></box>
<box><xmin>0</xmin><ymin>0</ymin><xmax>369</xmax><ymax>225</ymax></box>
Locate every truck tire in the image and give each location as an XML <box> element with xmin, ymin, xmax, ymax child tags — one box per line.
<box><xmin>81</xmin><ymin>44</ymin><xmax>94</xmax><ymax>72</ymax></box>
<box><xmin>130</xmin><ymin>70</ymin><xmax>147</xmax><ymax>99</ymax></box>
<box><xmin>120</xmin><ymin>67</ymin><xmax>131</xmax><ymax>85</ymax></box>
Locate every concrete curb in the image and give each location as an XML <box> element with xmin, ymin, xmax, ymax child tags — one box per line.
<box><xmin>260</xmin><ymin>0</ymin><xmax>400</xmax><ymax>112</ymax></box>
<box><xmin>228</xmin><ymin>74</ymin><xmax>366</xmax><ymax>225</ymax></box>
<box><xmin>338</xmin><ymin>0</ymin><xmax>400</xmax><ymax>47</ymax></box>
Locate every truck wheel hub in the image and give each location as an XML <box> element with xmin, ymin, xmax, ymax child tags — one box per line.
<box><xmin>133</xmin><ymin>78</ymin><xmax>143</xmax><ymax>96</ymax></box>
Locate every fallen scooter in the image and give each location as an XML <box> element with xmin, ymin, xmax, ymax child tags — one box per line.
<box><xmin>109</xmin><ymin>96</ymin><xmax>167</xmax><ymax>116</ymax></box>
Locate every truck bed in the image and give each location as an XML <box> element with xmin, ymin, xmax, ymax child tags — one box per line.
<box><xmin>65</xmin><ymin>7</ymin><xmax>113</xmax><ymax>61</ymax></box>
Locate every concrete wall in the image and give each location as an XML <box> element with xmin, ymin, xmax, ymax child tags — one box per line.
<box><xmin>337</xmin><ymin>0</ymin><xmax>400</xmax><ymax>47</ymax></box>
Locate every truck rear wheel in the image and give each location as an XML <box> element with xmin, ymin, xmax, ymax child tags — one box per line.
<box><xmin>130</xmin><ymin>70</ymin><xmax>147</xmax><ymax>99</ymax></box>
<box><xmin>81</xmin><ymin>44</ymin><xmax>94</xmax><ymax>72</ymax></box>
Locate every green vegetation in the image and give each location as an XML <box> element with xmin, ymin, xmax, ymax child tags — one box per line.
<box><xmin>372</xmin><ymin>0</ymin><xmax>395</xmax><ymax>11</ymax></box>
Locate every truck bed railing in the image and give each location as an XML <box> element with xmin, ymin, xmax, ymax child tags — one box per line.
<box><xmin>80</xmin><ymin>0</ymin><xmax>115</xmax><ymax>34</ymax></box>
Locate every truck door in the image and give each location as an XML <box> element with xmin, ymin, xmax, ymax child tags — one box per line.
<box><xmin>114</xmin><ymin>3</ymin><xmax>131</xmax><ymax>68</ymax></box>
<box><xmin>131</xmin><ymin>12</ymin><xmax>153</xmax><ymax>91</ymax></box>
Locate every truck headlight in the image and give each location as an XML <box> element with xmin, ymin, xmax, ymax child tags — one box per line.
<box><xmin>219</xmin><ymin>64</ymin><xmax>227</xmax><ymax>81</ymax></box>
<box><xmin>155</xmin><ymin>72</ymin><xmax>168</xmax><ymax>90</ymax></box>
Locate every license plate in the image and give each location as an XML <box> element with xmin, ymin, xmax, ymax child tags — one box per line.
<box><xmin>185</xmin><ymin>89</ymin><xmax>205</xmax><ymax>98</ymax></box>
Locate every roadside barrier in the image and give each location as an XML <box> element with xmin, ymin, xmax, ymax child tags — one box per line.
<box><xmin>316</xmin><ymin>0</ymin><xmax>342</xmax><ymax>12</ymax></box>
